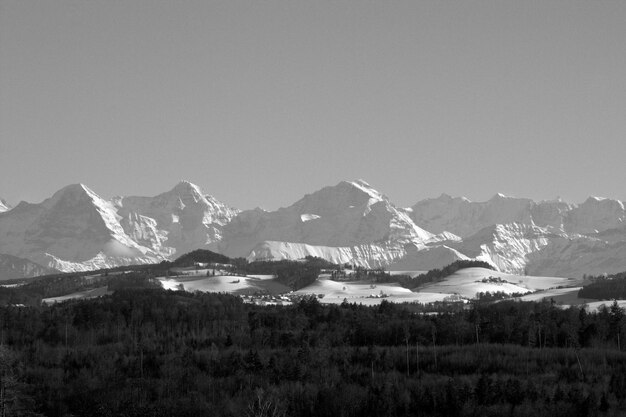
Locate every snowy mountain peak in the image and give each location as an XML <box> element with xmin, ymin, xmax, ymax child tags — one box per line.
<box><xmin>424</xmin><ymin>193</ymin><xmax>470</xmax><ymax>203</ymax></box>
<box><xmin>4</xmin><ymin>180</ymin><xmax>626</xmax><ymax>279</ymax></box>
<box><xmin>580</xmin><ymin>196</ymin><xmax>624</xmax><ymax>211</ymax></box>
<box><xmin>113</xmin><ymin>181</ymin><xmax>239</xmax><ymax>258</ymax></box>
<box><xmin>43</xmin><ymin>183</ymin><xmax>110</xmax><ymax>214</ymax></box>
<box><xmin>587</xmin><ymin>196</ymin><xmax>607</xmax><ymax>202</ymax></box>
<box><xmin>50</xmin><ymin>183</ymin><xmax>93</xmax><ymax>198</ymax></box>
<box><xmin>168</xmin><ymin>180</ymin><xmax>206</xmax><ymax>204</ymax></box>
<box><xmin>0</xmin><ymin>199</ymin><xmax>11</xmax><ymax>213</ymax></box>
<box><xmin>337</xmin><ymin>180</ymin><xmax>386</xmax><ymax>202</ymax></box>
<box><xmin>0</xmin><ymin>183</ymin><xmax>152</xmax><ymax>272</ymax></box>
<box><xmin>577</xmin><ymin>196</ymin><xmax>624</xmax><ymax>212</ymax></box>
<box><xmin>291</xmin><ymin>180</ymin><xmax>388</xmax><ymax>216</ymax></box>
<box><xmin>173</xmin><ymin>180</ymin><xmax>202</xmax><ymax>192</ymax></box>
<box><xmin>564</xmin><ymin>196</ymin><xmax>626</xmax><ymax>234</ymax></box>
<box><xmin>215</xmin><ymin>180</ymin><xmax>433</xmax><ymax>264</ymax></box>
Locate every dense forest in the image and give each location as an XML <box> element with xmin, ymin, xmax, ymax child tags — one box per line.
<box><xmin>170</xmin><ymin>249</ymin><xmax>232</xmax><ymax>268</ymax></box>
<box><xmin>0</xmin><ymin>284</ymin><xmax>625</xmax><ymax>416</ymax></box>
<box><xmin>579</xmin><ymin>272</ymin><xmax>626</xmax><ymax>300</ymax></box>
<box><xmin>233</xmin><ymin>257</ymin><xmax>338</xmax><ymax>290</ymax></box>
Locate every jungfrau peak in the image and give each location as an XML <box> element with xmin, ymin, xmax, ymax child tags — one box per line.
<box><xmin>213</xmin><ymin>180</ymin><xmax>445</xmax><ymax>269</ymax></box>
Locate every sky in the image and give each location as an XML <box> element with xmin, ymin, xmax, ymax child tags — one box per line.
<box><xmin>1</xmin><ymin>1</ymin><xmax>625</xmax><ymax>210</ymax></box>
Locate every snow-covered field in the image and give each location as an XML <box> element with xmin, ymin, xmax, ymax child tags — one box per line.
<box><xmin>417</xmin><ymin>267</ymin><xmax>581</xmax><ymax>299</ymax></box>
<box><xmin>294</xmin><ymin>275</ymin><xmax>452</xmax><ymax>305</ymax></box>
<box><xmin>38</xmin><ymin>266</ymin><xmax>620</xmax><ymax>310</ymax></box>
<box><xmin>158</xmin><ymin>272</ymin><xmax>290</xmax><ymax>295</ymax></box>
<box><xmin>155</xmin><ymin>267</ymin><xmax>585</xmax><ymax>306</ymax></box>
<box><xmin>388</xmin><ymin>270</ymin><xmax>426</xmax><ymax>278</ymax></box>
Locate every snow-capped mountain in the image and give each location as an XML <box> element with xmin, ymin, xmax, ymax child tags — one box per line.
<box><xmin>0</xmin><ymin>184</ymin><xmax>160</xmax><ymax>271</ymax></box>
<box><xmin>0</xmin><ymin>182</ymin><xmax>238</xmax><ymax>273</ymax></box>
<box><xmin>1</xmin><ymin>180</ymin><xmax>626</xmax><ymax>278</ymax></box>
<box><xmin>410</xmin><ymin>193</ymin><xmax>626</xmax><ymax>276</ymax></box>
<box><xmin>564</xmin><ymin>197</ymin><xmax>626</xmax><ymax>235</ymax></box>
<box><xmin>112</xmin><ymin>180</ymin><xmax>239</xmax><ymax>257</ymax></box>
<box><xmin>0</xmin><ymin>199</ymin><xmax>11</xmax><ymax>213</ymax></box>
<box><xmin>213</xmin><ymin>180</ymin><xmax>435</xmax><ymax>268</ymax></box>
<box><xmin>409</xmin><ymin>193</ymin><xmax>573</xmax><ymax>237</ymax></box>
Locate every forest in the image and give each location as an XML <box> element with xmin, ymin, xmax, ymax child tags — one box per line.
<box><xmin>579</xmin><ymin>272</ymin><xmax>626</xmax><ymax>300</ymax></box>
<box><xmin>0</xmin><ymin>283</ymin><xmax>625</xmax><ymax>416</ymax></box>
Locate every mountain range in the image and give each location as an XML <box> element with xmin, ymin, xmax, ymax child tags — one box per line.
<box><xmin>1</xmin><ymin>180</ymin><xmax>625</xmax><ymax>279</ymax></box>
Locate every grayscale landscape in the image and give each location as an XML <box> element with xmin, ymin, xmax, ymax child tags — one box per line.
<box><xmin>1</xmin><ymin>1</ymin><xmax>626</xmax><ymax>416</ymax></box>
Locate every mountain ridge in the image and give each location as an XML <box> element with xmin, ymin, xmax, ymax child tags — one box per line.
<box><xmin>1</xmin><ymin>180</ymin><xmax>626</xmax><ymax>279</ymax></box>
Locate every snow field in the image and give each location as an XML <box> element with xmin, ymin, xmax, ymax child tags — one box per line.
<box><xmin>158</xmin><ymin>273</ymin><xmax>290</xmax><ymax>295</ymax></box>
<box><xmin>417</xmin><ymin>267</ymin><xmax>581</xmax><ymax>299</ymax></box>
<box><xmin>294</xmin><ymin>276</ymin><xmax>453</xmax><ymax>305</ymax></box>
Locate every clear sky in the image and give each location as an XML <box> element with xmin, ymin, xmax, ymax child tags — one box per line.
<box><xmin>1</xmin><ymin>1</ymin><xmax>625</xmax><ymax>210</ymax></box>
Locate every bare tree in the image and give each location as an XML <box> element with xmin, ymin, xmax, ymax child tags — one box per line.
<box><xmin>246</xmin><ymin>388</ymin><xmax>286</xmax><ymax>417</ymax></box>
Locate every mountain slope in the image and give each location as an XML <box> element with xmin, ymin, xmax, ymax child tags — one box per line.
<box><xmin>410</xmin><ymin>193</ymin><xmax>626</xmax><ymax>276</ymax></box>
<box><xmin>213</xmin><ymin>180</ymin><xmax>432</xmax><ymax>268</ymax></box>
<box><xmin>0</xmin><ymin>184</ymin><xmax>159</xmax><ymax>272</ymax></box>
<box><xmin>449</xmin><ymin>223</ymin><xmax>558</xmax><ymax>275</ymax></box>
<box><xmin>1</xmin><ymin>180</ymin><xmax>626</xmax><ymax>279</ymax></box>
<box><xmin>564</xmin><ymin>197</ymin><xmax>626</xmax><ymax>235</ymax></box>
<box><xmin>0</xmin><ymin>199</ymin><xmax>10</xmax><ymax>213</ymax></box>
<box><xmin>0</xmin><ymin>254</ymin><xmax>58</xmax><ymax>280</ymax></box>
<box><xmin>410</xmin><ymin>194</ymin><xmax>573</xmax><ymax>237</ymax></box>
<box><xmin>113</xmin><ymin>180</ymin><xmax>239</xmax><ymax>257</ymax></box>
<box><xmin>0</xmin><ymin>182</ymin><xmax>238</xmax><ymax>274</ymax></box>
<box><xmin>411</xmin><ymin>193</ymin><xmax>626</xmax><ymax>238</ymax></box>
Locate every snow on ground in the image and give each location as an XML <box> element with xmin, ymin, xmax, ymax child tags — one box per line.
<box><xmin>416</xmin><ymin>267</ymin><xmax>581</xmax><ymax>299</ymax></box>
<box><xmin>155</xmin><ymin>266</ymin><xmax>586</xmax><ymax>306</ymax></box>
<box><xmin>158</xmin><ymin>273</ymin><xmax>290</xmax><ymax>295</ymax></box>
<box><xmin>294</xmin><ymin>275</ymin><xmax>453</xmax><ymax>305</ymax></box>
<box><xmin>42</xmin><ymin>286</ymin><xmax>111</xmax><ymax>305</ymax></box>
<box><xmin>388</xmin><ymin>270</ymin><xmax>426</xmax><ymax>278</ymax></box>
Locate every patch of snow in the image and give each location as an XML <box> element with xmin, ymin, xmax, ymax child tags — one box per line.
<box><xmin>300</xmin><ymin>213</ymin><xmax>321</xmax><ymax>222</ymax></box>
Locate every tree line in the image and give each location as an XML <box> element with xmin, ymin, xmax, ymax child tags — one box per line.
<box><xmin>0</xmin><ymin>287</ymin><xmax>625</xmax><ymax>416</ymax></box>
